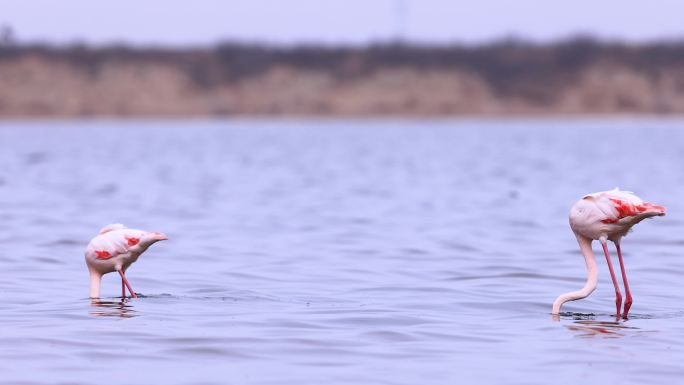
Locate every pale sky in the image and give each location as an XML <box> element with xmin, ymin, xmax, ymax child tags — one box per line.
<box><xmin>2</xmin><ymin>0</ymin><xmax>684</xmax><ymax>46</ymax></box>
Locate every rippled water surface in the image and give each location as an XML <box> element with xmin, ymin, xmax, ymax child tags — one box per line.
<box><xmin>1</xmin><ymin>119</ymin><xmax>684</xmax><ymax>384</ymax></box>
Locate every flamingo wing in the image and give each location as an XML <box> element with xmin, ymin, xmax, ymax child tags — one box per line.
<box><xmin>587</xmin><ymin>188</ymin><xmax>666</xmax><ymax>224</ymax></box>
<box><xmin>98</xmin><ymin>223</ymin><xmax>127</xmax><ymax>235</ymax></box>
<box><xmin>87</xmin><ymin>228</ymin><xmax>141</xmax><ymax>260</ymax></box>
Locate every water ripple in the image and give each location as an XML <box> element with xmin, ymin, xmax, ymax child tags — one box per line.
<box><xmin>1</xmin><ymin>119</ymin><xmax>684</xmax><ymax>385</ymax></box>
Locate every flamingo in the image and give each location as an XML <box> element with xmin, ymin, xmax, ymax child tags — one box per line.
<box><xmin>85</xmin><ymin>224</ymin><xmax>168</xmax><ymax>299</ymax></box>
<box><xmin>552</xmin><ymin>189</ymin><xmax>665</xmax><ymax>318</ymax></box>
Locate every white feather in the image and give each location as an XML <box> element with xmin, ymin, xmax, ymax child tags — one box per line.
<box><xmin>98</xmin><ymin>223</ymin><xmax>127</xmax><ymax>235</ymax></box>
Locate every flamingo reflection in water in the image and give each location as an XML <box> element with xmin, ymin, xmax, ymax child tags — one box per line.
<box><xmin>566</xmin><ymin>319</ymin><xmax>639</xmax><ymax>338</ymax></box>
<box><xmin>89</xmin><ymin>298</ymin><xmax>138</xmax><ymax>318</ymax></box>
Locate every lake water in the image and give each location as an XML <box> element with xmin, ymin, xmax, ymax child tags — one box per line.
<box><xmin>0</xmin><ymin>119</ymin><xmax>683</xmax><ymax>385</ymax></box>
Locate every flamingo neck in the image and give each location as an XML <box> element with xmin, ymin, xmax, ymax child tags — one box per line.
<box><xmin>89</xmin><ymin>270</ymin><xmax>102</xmax><ymax>298</ymax></box>
<box><xmin>552</xmin><ymin>234</ymin><xmax>598</xmax><ymax>314</ymax></box>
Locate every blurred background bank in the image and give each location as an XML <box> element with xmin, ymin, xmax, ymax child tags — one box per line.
<box><xmin>2</xmin><ymin>0</ymin><xmax>684</xmax><ymax>118</ymax></box>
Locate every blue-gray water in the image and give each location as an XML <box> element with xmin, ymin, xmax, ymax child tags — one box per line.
<box><xmin>0</xmin><ymin>119</ymin><xmax>683</xmax><ymax>385</ymax></box>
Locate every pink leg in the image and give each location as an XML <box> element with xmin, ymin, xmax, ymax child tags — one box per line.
<box><xmin>601</xmin><ymin>241</ymin><xmax>622</xmax><ymax>317</ymax></box>
<box><xmin>117</xmin><ymin>270</ymin><xmax>138</xmax><ymax>299</ymax></box>
<box><xmin>121</xmin><ymin>278</ymin><xmax>126</xmax><ymax>299</ymax></box>
<box><xmin>616</xmin><ymin>243</ymin><xmax>633</xmax><ymax>318</ymax></box>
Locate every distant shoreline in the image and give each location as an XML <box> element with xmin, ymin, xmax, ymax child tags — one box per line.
<box><xmin>4</xmin><ymin>115</ymin><xmax>684</xmax><ymax>123</ymax></box>
<box><xmin>3</xmin><ymin>38</ymin><xmax>684</xmax><ymax>117</ymax></box>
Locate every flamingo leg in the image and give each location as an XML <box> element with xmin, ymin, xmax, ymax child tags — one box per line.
<box><xmin>121</xmin><ymin>278</ymin><xmax>126</xmax><ymax>299</ymax></box>
<box><xmin>117</xmin><ymin>270</ymin><xmax>138</xmax><ymax>299</ymax></box>
<box><xmin>601</xmin><ymin>241</ymin><xmax>623</xmax><ymax>318</ymax></box>
<box><xmin>615</xmin><ymin>243</ymin><xmax>633</xmax><ymax>318</ymax></box>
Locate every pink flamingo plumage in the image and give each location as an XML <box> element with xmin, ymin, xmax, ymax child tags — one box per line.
<box><xmin>85</xmin><ymin>224</ymin><xmax>168</xmax><ymax>299</ymax></box>
<box><xmin>552</xmin><ymin>189</ymin><xmax>665</xmax><ymax>318</ymax></box>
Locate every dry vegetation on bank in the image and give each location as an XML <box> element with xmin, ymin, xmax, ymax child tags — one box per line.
<box><xmin>2</xmin><ymin>39</ymin><xmax>684</xmax><ymax>117</ymax></box>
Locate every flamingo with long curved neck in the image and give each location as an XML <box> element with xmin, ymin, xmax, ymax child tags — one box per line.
<box><xmin>552</xmin><ymin>189</ymin><xmax>665</xmax><ymax>318</ymax></box>
<box><xmin>85</xmin><ymin>224</ymin><xmax>168</xmax><ymax>298</ymax></box>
